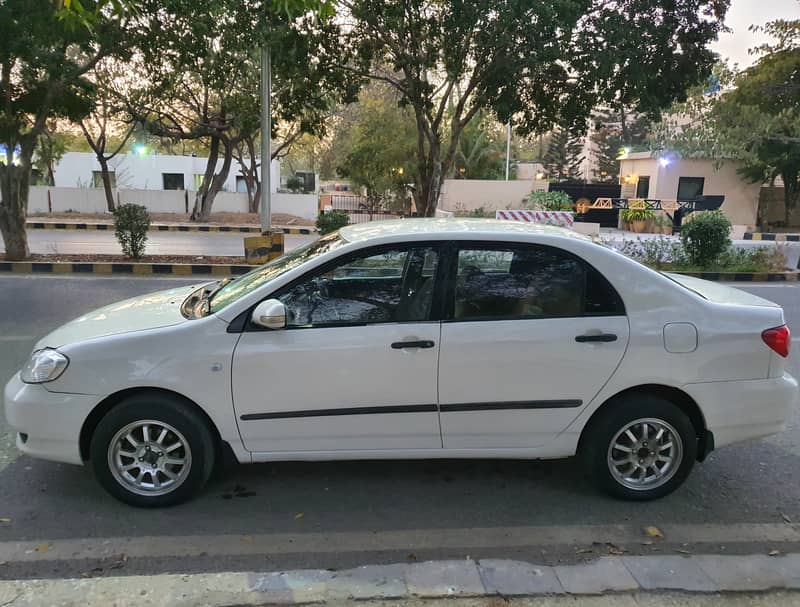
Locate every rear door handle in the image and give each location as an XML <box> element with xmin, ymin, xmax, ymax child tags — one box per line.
<box><xmin>575</xmin><ymin>333</ymin><xmax>618</xmax><ymax>343</ymax></box>
<box><xmin>391</xmin><ymin>340</ymin><xmax>435</xmax><ymax>349</ymax></box>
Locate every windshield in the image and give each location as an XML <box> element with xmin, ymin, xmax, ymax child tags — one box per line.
<box><xmin>208</xmin><ymin>232</ymin><xmax>345</xmax><ymax>314</ymax></box>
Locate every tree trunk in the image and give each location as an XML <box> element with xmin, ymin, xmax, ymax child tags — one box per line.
<box><xmin>0</xmin><ymin>160</ymin><xmax>32</xmax><ymax>260</ymax></box>
<box><xmin>783</xmin><ymin>170</ymin><xmax>799</xmax><ymax>228</ymax></box>
<box><xmin>98</xmin><ymin>156</ymin><xmax>116</xmax><ymax>213</ymax></box>
<box><xmin>192</xmin><ymin>137</ymin><xmax>234</xmax><ymax>222</ymax></box>
<box><xmin>192</xmin><ymin>136</ymin><xmax>221</xmax><ymax>222</ymax></box>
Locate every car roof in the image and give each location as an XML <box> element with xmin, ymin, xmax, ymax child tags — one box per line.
<box><xmin>339</xmin><ymin>218</ymin><xmax>592</xmax><ymax>243</ymax></box>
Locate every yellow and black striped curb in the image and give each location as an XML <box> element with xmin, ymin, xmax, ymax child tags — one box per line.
<box><xmin>26</xmin><ymin>222</ymin><xmax>317</xmax><ymax>235</ymax></box>
<box><xmin>744</xmin><ymin>232</ymin><xmax>800</xmax><ymax>242</ymax></box>
<box><xmin>0</xmin><ymin>261</ymin><xmax>252</xmax><ymax>276</ymax></box>
<box><xmin>672</xmin><ymin>270</ymin><xmax>799</xmax><ymax>282</ymax></box>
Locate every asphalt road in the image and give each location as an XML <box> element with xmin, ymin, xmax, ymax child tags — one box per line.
<box><xmin>0</xmin><ymin>230</ymin><xmax>316</xmax><ymax>257</ymax></box>
<box><xmin>0</xmin><ymin>275</ymin><xmax>799</xmax><ymax>580</ymax></box>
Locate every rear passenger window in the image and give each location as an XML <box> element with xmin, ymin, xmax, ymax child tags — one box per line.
<box><xmin>453</xmin><ymin>245</ymin><xmax>624</xmax><ymax>320</ymax></box>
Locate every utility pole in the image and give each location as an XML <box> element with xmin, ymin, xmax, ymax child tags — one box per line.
<box><xmin>260</xmin><ymin>46</ymin><xmax>271</xmax><ymax>234</ymax></box>
<box><xmin>504</xmin><ymin>121</ymin><xmax>512</xmax><ymax>181</ymax></box>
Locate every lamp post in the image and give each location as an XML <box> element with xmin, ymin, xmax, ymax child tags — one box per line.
<box><xmin>504</xmin><ymin>121</ymin><xmax>511</xmax><ymax>181</ymax></box>
<box><xmin>260</xmin><ymin>46</ymin><xmax>272</xmax><ymax>234</ymax></box>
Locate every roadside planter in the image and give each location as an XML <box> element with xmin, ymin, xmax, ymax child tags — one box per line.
<box><xmin>495</xmin><ymin>209</ymin><xmax>574</xmax><ymax>228</ymax></box>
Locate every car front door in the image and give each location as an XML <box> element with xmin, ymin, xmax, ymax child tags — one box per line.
<box><xmin>231</xmin><ymin>243</ymin><xmax>443</xmax><ymax>453</ymax></box>
<box><xmin>438</xmin><ymin>242</ymin><xmax>629</xmax><ymax>449</ymax></box>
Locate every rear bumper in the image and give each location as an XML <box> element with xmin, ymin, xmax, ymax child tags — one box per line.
<box><xmin>3</xmin><ymin>373</ymin><xmax>98</xmax><ymax>465</ymax></box>
<box><xmin>684</xmin><ymin>373</ymin><xmax>799</xmax><ymax>449</ymax></box>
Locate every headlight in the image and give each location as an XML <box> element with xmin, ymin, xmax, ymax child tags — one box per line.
<box><xmin>20</xmin><ymin>349</ymin><xmax>69</xmax><ymax>384</ymax></box>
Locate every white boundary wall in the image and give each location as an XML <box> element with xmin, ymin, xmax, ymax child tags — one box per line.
<box><xmin>28</xmin><ymin>187</ymin><xmax>319</xmax><ymax>220</ymax></box>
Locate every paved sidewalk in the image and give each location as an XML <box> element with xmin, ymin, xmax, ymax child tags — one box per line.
<box><xmin>1</xmin><ymin>554</ymin><xmax>798</xmax><ymax>606</ymax></box>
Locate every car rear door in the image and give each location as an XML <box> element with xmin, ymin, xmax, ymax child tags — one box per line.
<box><xmin>231</xmin><ymin>243</ymin><xmax>444</xmax><ymax>453</ymax></box>
<box><xmin>438</xmin><ymin>242</ymin><xmax>629</xmax><ymax>449</ymax></box>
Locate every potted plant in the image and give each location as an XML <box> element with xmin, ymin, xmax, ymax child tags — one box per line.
<box><xmin>620</xmin><ymin>208</ymin><xmax>653</xmax><ymax>233</ymax></box>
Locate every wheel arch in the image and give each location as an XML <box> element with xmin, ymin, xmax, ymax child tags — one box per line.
<box><xmin>578</xmin><ymin>384</ymin><xmax>714</xmax><ymax>461</ymax></box>
<box><xmin>79</xmin><ymin>387</ymin><xmax>223</xmax><ymax>462</ymax></box>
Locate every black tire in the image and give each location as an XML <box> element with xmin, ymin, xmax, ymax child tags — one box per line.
<box><xmin>580</xmin><ymin>394</ymin><xmax>697</xmax><ymax>501</ymax></box>
<box><xmin>89</xmin><ymin>393</ymin><xmax>215</xmax><ymax>507</ymax></box>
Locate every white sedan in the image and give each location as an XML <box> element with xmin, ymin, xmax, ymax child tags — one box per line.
<box><xmin>4</xmin><ymin>219</ymin><xmax>798</xmax><ymax>506</ymax></box>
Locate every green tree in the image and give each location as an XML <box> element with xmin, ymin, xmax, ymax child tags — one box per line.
<box><xmin>341</xmin><ymin>0</ymin><xmax>729</xmax><ymax>217</ymax></box>
<box><xmin>544</xmin><ymin>127</ymin><xmax>585</xmax><ymax>182</ymax></box>
<box><xmin>0</xmin><ymin>0</ymin><xmax>134</xmax><ymax>259</ymax></box>
<box><xmin>656</xmin><ymin>21</ymin><xmax>800</xmax><ymax>227</ymax></box>
<box><xmin>451</xmin><ymin>113</ymin><xmax>507</xmax><ymax>180</ymax></box>
<box><xmin>33</xmin><ymin>121</ymin><xmax>69</xmax><ymax>186</ymax></box>
<box><xmin>335</xmin><ymin>83</ymin><xmax>416</xmax><ymax>215</ymax></box>
<box><xmin>591</xmin><ymin>108</ymin><xmax>652</xmax><ymax>183</ymax></box>
<box><xmin>131</xmin><ymin>0</ymin><xmax>354</xmax><ymax>221</ymax></box>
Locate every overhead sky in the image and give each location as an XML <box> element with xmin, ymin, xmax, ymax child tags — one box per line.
<box><xmin>711</xmin><ymin>0</ymin><xmax>799</xmax><ymax>67</ymax></box>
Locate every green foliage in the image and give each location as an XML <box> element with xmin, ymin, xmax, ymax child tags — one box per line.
<box><xmin>591</xmin><ymin>109</ymin><xmax>652</xmax><ymax>183</ymax></box>
<box><xmin>680</xmin><ymin>211</ymin><xmax>732</xmax><ymax>267</ymax></box>
<box><xmin>316</xmin><ymin>210</ymin><xmax>349</xmax><ymax>235</ymax></box>
<box><xmin>620</xmin><ymin>208</ymin><xmax>654</xmax><ymax>222</ymax></box>
<box><xmin>543</xmin><ymin>127</ymin><xmax>584</xmax><ymax>181</ymax></box>
<box><xmin>344</xmin><ymin>0</ymin><xmax>728</xmax><ymax>216</ymax></box>
<box><xmin>452</xmin><ymin>112</ymin><xmax>508</xmax><ymax>180</ymax></box>
<box><xmin>528</xmin><ymin>190</ymin><xmax>573</xmax><ymax>211</ymax></box>
<box><xmin>286</xmin><ymin>176</ymin><xmax>304</xmax><ymax>193</ymax></box>
<box><xmin>654</xmin><ymin>20</ymin><xmax>800</xmax><ymax>227</ymax></box>
<box><xmin>332</xmin><ymin>82</ymin><xmax>415</xmax><ymax>213</ymax></box>
<box><xmin>113</xmin><ymin>203</ymin><xmax>151</xmax><ymax>259</ymax></box>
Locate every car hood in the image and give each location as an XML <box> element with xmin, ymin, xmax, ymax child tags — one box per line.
<box><xmin>36</xmin><ymin>284</ymin><xmax>205</xmax><ymax>349</ymax></box>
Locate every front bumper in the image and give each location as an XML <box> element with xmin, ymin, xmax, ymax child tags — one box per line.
<box><xmin>3</xmin><ymin>373</ymin><xmax>99</xmax><ymax>465</ymax></box>
<box><xmin>684</xmin><ymin>373</ymin><xmax>799</xmax><ymax>449</ymax></box>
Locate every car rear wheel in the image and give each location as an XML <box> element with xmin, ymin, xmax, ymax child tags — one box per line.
<box><xmin>89</xmin><ymin>393</ymin><xmax>215</xmax><ymax>507</ymax></box>
<box><xmin>581</xmin><ymin>395</ymin><xmax>697</xmax><ymax>500</ymax></box>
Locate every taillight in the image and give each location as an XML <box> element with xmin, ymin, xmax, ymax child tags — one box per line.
<box><xmin>762</xmin><ymin>325</ymin><xmax>790</xmax><ymax>358</ymax></box>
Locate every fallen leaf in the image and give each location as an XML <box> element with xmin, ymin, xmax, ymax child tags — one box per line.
<box><xmin>34</xmin><ymin>543</ymin><xmax>51</xmax><ymax>553</ymax></box>
<box><xmin>407</xmin><ymin>553</ymin><xmax>418</xmax><ymax>562</ymax></box>
<box><xmin>769</xmin><ymin>550</ymin><xmax>782</xmax><ymax>557</ymax></box>
<box><xmin>676</xmin><ymin>549</ymin><xmax>692</xmax><ymax>555</ymax></box>
<box><xmin>643</xmin><ymin>526</ymin><xmax>664</xmax><ymax>539</ymax></box>
<box><xmin>780</xmin><ymin>513</ymin><xmax>792</xmax><ymax>524</ymax></box>
<box><xmin>294</xmin><ymin>512</ymin><xmax>304</xmax><ymax>520</ymax></box>
<box><xmin>0</xmin><ymin>518</ymin><xmax>10</xmax><ymax>524</ymax></box>
<box><xmin>575</xmin><ymin>548</ymin><xmax>594</xmax><ymax>554</ymax></box>
<box><xmin>641</xmin><ymin>541</ymin><xmax>654</xmax><ymax>546</ymax></box>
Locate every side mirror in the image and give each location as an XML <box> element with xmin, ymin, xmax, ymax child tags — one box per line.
<box><xmin>251</xmin><ymin>299</ymin><xmax>286</xmax><ymax>330</ymax></box>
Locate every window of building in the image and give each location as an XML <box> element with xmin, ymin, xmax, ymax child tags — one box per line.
<box><xmin>163</xmin><ymin>173</ymin><xmax>185</xmax><ymax>190</ymax></box>
<box><xmin>453</xmin><ymin>244</ymin><xmax>624</xmax><ymax>320</ymax></box>
<box><xmin>677</xmin><ymin>177</ymin><xmax>704</xmax><ymax>200</ymax></box>
<box><xmin>636</xmin><ymin>176</ymin><xmax>650</xmax><ymax>199</ymax></box>
<box><xmin>91</xmin><ymin>171</ymin><xmax>116</xmax><ymax>189</ymax></box>
<box><xmin>276</xmin><ymin>246</ymin><xmax>440</xmax><ymax>327</ymax></box>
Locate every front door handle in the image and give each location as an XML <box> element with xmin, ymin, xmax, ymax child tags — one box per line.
<box><xmin>575</xmin><ymin>333</ymin><xmax>618</xmax><ymax>343</ymax></box>
<box><xmin>391</xmin><ymin>340</ymin><xmax>435</xmax><ymax>349</ymax></box>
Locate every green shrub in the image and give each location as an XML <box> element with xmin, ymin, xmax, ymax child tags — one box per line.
<box><xmin>528</xmin><ymin>190</ymin><xmax>573</xmax><ymax>211</ymax></box>
<box><xmin>286</xmin><ymin>175</ymin><xmax>304</xmax><ymax>193</ymax></box>
<box><xmin>680</xmin><ymin>210</ymin><xmax>732</xmax><ymax>267</ymax></box>
<box><xmin>316</xmin><ymin>209</ymin><xmax>350</xmax><ymax>235</ymax></box>
<box><xmin>620</xmin><ymin>208</ymin><xmax>654</xmax><ymax>222</ymax></box>
<box><xmin>113</xmin><ymin>203</ymin><xmax>151</xmax><ymax>259</ymax></box>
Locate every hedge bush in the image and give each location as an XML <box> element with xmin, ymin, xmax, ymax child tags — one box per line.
<box><xmin>113</xmin><ymin>203</ymin><xmax>151</xmax><ymax>259</ymax></box>
<box><xmin>316</xmin><ymin>210</ymin><xmax>350</xmax><ymax>235</ymax></box>
<box><xmin>528</xmin><ymin>190</ymin><xmax>573</xmax><ymax>211</ymax></box>
<box><xmin>680</xmin><ymin>210</ymin><xmax>731</xmax><ymax>267</ymax></box>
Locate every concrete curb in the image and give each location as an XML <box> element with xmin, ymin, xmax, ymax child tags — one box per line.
<box><xmin>744</xmin><ymin>232</ymin><xmax>800</xmax><ymax>242</ymax></box>
<box><xmin>0</xmin><ymin>554</ymin><xmax>798</xmax><ymax>606</ymax></box>
<box><xmin>0</xmin><ymin>261</ymin><xmax>252</xmax><ymax>276</ymax></box>
<box><xmin>670</xmin><ymin>270</ymin><xmax>799</xmax><ymax>282</ymax></box>
<box><xmin>26</xmin><ymin>221</ymin><xmax>317</xmax><ymax>235</ymax></box>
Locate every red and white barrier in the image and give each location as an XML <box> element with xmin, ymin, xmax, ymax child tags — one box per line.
<box><xmin>495</xmin><ymin>209</ymin><xmax>574</xmax><ymax>228</ymax></box>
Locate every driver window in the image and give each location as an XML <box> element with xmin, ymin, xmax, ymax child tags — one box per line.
<box><xmin>277</xmin><ymin>246</ymin><xmax>439</xmax><ymax>327</ymax></box>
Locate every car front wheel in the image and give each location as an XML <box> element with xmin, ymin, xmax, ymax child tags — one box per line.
<box><xmin>581</xmin><ymin>395</ymin><xmax>697</xmax><ymax>500</ymax></box>
<box><xmin>89</xmin><ymin>393</ymin><xmax>215</xmax><ymax>507</ymax></box>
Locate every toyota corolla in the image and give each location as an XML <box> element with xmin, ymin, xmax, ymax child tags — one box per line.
<box><xmin>4</xmin><ymin>219</ymin><xmax>797</xmax><ymax>506</ymax></box>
